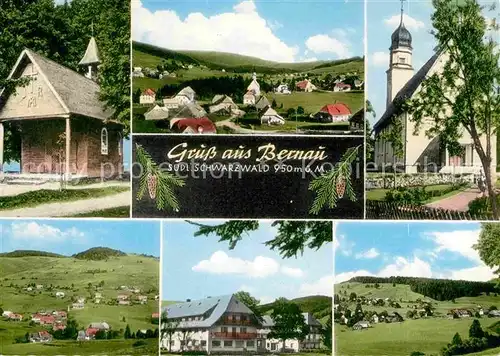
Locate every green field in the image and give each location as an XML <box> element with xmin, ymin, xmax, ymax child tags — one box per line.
<box><xmin>0</xmin><ymin>254</ymin><xmax>159</xmax><ymax>355</ymax></box>
<box><xmin>335</xmin><ymin>282</ymin><xmax>500</xmax><ymax>356</ymax></box>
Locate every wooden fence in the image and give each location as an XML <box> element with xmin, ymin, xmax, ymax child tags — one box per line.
<box><xmin>366</xmin><ymin>200</ymin><xmax>495</xmax><ymax>220</ymax></box>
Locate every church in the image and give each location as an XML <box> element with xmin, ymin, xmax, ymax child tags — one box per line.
<box><xmin>373</xmin><ymin>6</ymin><xmax>496</xmax><ymax>175</ymax></box>
<box><xmin>0</xmin><ymin>35</ymin><xmax>124</xmax><ymax>181</ymax></box>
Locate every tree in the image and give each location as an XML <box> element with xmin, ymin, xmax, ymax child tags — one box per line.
<box><xmin>287</xmin><ymin>108</ymin><xmax>296</xmax><ymax>117</ymax></box>
<box><xmin>124</xmin><ymin>324</ymin><xmax>131</xmax><ymax>339</ymax></box>
<box><xmin>475</xmin><ymin>223</ymin><xmax>500</xmax><ymax>279</ymax></box>
<box><xmin>161</xmin><ymin>310</ymin><xmax>179</xmax><ymax>353</ymax></box>
<box><xmin>95</xmin><ymin>330</ymin><xmax>107</xmax><ymax>340</ymax></box>
<box><xmin>349</xmin><ymin>292</ymin><xmax>357</xmax><ymax>301</ymax></box>
<box><xmin>321</xmin><ymin>315</ymin><xmax>332</xmax><ymax>350</ymax></box>
<box><xmin>452</xmin><ymin>332</ymin><xmax>463</xmax><ymax>345</ymax></box>
<box><xmin>271</xmin><ymin>99</ymin><xmax>277</xmax><ymax>108</ymax></box>
<box><xmin>234</xmin><ymin>291</ymin><xmax>263</xmax><ymax>321</ymax></box>
<box><xmin>405</xmin><ymin>0</ymin><xmax>500</xmax><ymax>217</ymax></box>
<box><xmin>189</xmin><ymin>220</ymin><xmax>332</xmax><ymax>258</ymax></box>
<box><xmin>268</xmin><ymin>298</ymin><xmax>309</xmax><ymax>352</ymax></box>
<box><xmin>297</xmin><ymin>106</ymin><xmax>305</xmax><ymax>115</ymax></box>
<box><xmin>469</xmin><ymin>319</ymin><xmax>485</xmax><ymax>338</ymax></box>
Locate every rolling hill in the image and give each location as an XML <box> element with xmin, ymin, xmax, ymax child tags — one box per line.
<box><xmin>72</xmin><ymin>247</ymin><xmax>127</xmax><ymax>260</ymax></box>
<box><xmin>133</xmin><ymin>41</ymin><xmax>364</xmax><ymax>75</ymax></box>
<box><xmin>260</xmin><ymin>295</ymin><xmax>332</xmax><ymax>324</ymax></box>
<box><xmin>0</xmin><ymin>250</ymin><xmax>64</xmax><ymax>258</ymax></box>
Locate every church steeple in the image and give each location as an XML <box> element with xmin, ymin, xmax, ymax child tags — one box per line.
<box><xmin>386</xmin><ymin>0</ymin><xmax>414</xmax><ymax>107</ymax></box>
<box><xmin>79</xmin><ymin>23</ymin><xmax>100</xmax><ymax>81</ymax></box>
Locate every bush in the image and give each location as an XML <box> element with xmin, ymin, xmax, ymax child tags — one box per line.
<box><xmin>468</xmin><ymin>194</ymin><xmax>500</xmax><ymax>215</ymax></box>
<box><xmin>132</xmin><ymin>340</ymin><xmax>147</xmax><ymax>347</ymax></box>
<box><xmin>385</xmin><ymin>184</ymin><xmax>467</xmax><ymax>205</ymax></box>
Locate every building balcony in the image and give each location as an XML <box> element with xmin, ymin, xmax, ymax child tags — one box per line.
<box><xmin>212</xmin><ymin>332</ymin><xmax>257</xmax><ymax>339</ymax></box>
<box><xmin>221</xmin><ymin>318</ymin><xmax>252</xmax><ymax>325</ymax></box>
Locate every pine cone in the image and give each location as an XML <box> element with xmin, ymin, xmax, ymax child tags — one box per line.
<box><xmin>336</xmin><ymin>176</ymin><xmax>346</xmax><ymax>198</ymax></box>
<box><xmin>147</xmin><ymin>173</ymin><xmax>157</xmax><ymax>199</ymax></box>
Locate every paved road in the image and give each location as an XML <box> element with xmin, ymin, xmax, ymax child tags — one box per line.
<box><xmin>0</xmin><ymin>191</ymin><xmax>130</xmax><ymax>217</ymax></box>
<box><xmin>425</xmin><ymin>188</ymin><xmax>483</xmax><ymax>211</ymax></box>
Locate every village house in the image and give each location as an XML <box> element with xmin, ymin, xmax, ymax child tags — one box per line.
<box><xmin>8</xmin><ymin>313</ymin><xmax>23</xmax><ymax>321</ymax></box>
<box><xmin>259</xmin><ymin>107</ymin><xmax>285</xmax><ymax>126</ymax></box>
<box><xmin>0</xmin><ymin>37</ymin><xmax>124</xmax><ymax>180</ymax></box>
<box><xmin>25</xmin><ymin>286</ymin><xmax>33</xmax><ymax>292</ymax></box>
<box><xmin>371</xmin><ymin>314</ymin><xmax>379</xmax><ymax>324</ymax></box>
<box><xmin>71</xmin><ymin>302</ymin><xmax>84</xmax><ymax>310</ymax></box>
<box><xmin>137</xmin><ymin>295</ymin><xmax>148</xmax><ymax>304</ymax></box>
<box><xmin>334</xmin><ymin>83</ymin><xmax>352</xmax><ymax>92</ymax></box>
<box><xmin>243</xmin><ymin>73</ymin><xmax>261</xmax><ymax>105</ymax></box>
<box><xmin>117</xmin><ymin>294</ymin><xmax>129</xmax><ymax>301</ymax></box>
<box><xmin>353</xmin><ymin>321</ymin><xmax>370</xmax><ymax>330</ymax></box>
<box><xmin>255</xmin><ymin>96</ymin><xmax>271</xmax><ymax>111</ymax></box>
<box><xmin>489</xmin><ymin>310</ymin><xmax>500</xmax><ymax>317</ymax></box>
<box><xmin>55</xmin><ymin>291</ymin><xmax>65</xmax><ymax>298</ymax></box>
<box><xmin>175</xmin><ymin>86</ymin><xmax>196</xmax><ymax>105</ymax></box>
<box><xmin>29</xmin><ymin>331</ymin><xmax>52</xmax><ymax>343</ymax></box>
<box><xmin>140</xmin><ymin>88</ymin><xmax>156</xmax><ymax>105</ymax></box>
<box><xmin>76</xmin><ymin>297</ymin><xmax>86</xmax><ymax>304</ymax></box>
<box><xmin>170</xmin><ymin>117</ymin><xmax>217</xmax><ymax>134</ymax></box>
<box><xmin>274</xmin><ymin>84</ymin><xmax>291</xmax><ymax>94</ymax></box>
<box><xmin>36</xmin><ymin>284</ymin><xmax>43</xmax><ymax>289</ymax></box>
<box><xmin>32</xmin><ymin>314</ymin><xmax>55</xmax><ymax>325</ymax></box>
<box><xmin>89</xmin><ymin>321</ymin><xmax>110</xmax><ymax>330</ymax></box>
<box><xmin>118</xmin><ymin>300</ymin><xmax>131</xmax><ymax>306</ymax></box>
<box><xmin>373</xmin><ymin>5</ymin><xmax>496</xmax><ymax>174</ymax></box>
<box><xmin>2</xmin><ymin>311</ymin><xmax>13</xmax><ymax>318</ymax></box>
<box><xmin>314</xmin><ymin>103</ymin><xmax>352</xmax><ymax>123</ymax></box>
<box><xmin>296</xmin><ymin>79</ymin><xmax>316</xmax><ymax>92</ymax></box>
<box><xmin>209</xmin><ymin>95</ymin><xmax>240</xmax><ymax>115</ymax></box>
<box><xmin>144</xmin><ymin>105</ymin><xmax>169</xmax><ymax>121</ymax></box>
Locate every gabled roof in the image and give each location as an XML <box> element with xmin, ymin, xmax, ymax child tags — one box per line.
<box><xmin>144</xmin><ymin>105</ymin><xmax>169</xmax><ymax>121</ymax></box>
<box><xmin>260</xmin><ymin>106</ymin><xmax>280</xmax><ymax>117</ymax></box>
<box><xmin>255</xmin><ymin>96</ymin><xmax>270</xmax><ymax>110</ymax></box>
<box><xmin>296</xmin><ymin>80</ymin><xmax>311</xmax><ymax>89</ymax></box>
<box><xmin>319</xmin><ymin>103</ymin><xmax>352</xmax><ymax>116</ymax></box>
<box><xmin>171</xmin><ymin>117</ymin><xmax>217</xmax><ymax>134</ymax></box>
<box><xmin>1</xmin><ymin>49</ymin><xmax>114</xmax><ymax>121</ymax></box>
<box><xmin>142</xmin><ymin>88</ymin><xmax>156</xmax><ymax>96</ymax></box>
<box><xmin>374</xmin><ymin>51</ymin><xmax>442</xmax><ymax>132</ymax></box>
<box><xmin>79</xmin><ymin>37</ymin><xmax>100</xmax><ymax>66</ymax></box>
<box><xmin>172</xmin><ymin>102</ymin><xmax>206</xmax><ymax>118</ymax></box>
<box><xmin>177</xmin><ymin>86</ymin><xmax>195</xmax><ymax>97</ymax></box>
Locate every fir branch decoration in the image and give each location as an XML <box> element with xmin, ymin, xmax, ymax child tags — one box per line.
<box><xmin>309</xmin><ymin>145</ymin><xmax>361</xmax><ymax>215</ymax></box>
<box><xmin>135</xmin><ymin>144</ymin><xmax>185</xmax><ymax>211</ymax></box>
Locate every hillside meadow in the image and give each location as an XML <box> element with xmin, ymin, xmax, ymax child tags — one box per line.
<box><xmin>0</xmin><ymin>254</ymin><xmax>160</xmax><ymax>354</ymax></box>
<box><xmin>334</xmin><ymin>282</ymin><xmax>500</xmax><ymax>356</ymax></box>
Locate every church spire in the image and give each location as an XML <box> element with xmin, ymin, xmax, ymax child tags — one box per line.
<box><xmin>79</xmin><ymin>22</ymin><xmax>100</xmax><ymax>81</ymax></box>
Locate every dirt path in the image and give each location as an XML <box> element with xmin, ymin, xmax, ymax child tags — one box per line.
<box><xmin>425</xmin><ymin>188</ymin><xmax>482</xmax><ymax>211</ymax></box>
<box><xmin>0</xmin><ymin>181</ymin><xmax>129</xmax><ymax>197</ymax></box>
<box><xmin>0</xmin><ymin>191</ymin><xmax>130</xmax><ymax>217</ymax></box>
<box><xmin>216</xmin><ymin>119</ymin><xmax>279</xmax><ymax>134</ymax></box>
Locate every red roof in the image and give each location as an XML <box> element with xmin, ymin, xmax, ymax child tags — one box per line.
<box><xmin>173</xmin><ymin>117</ymin><xmax>216</xmax><ymax>134</ymax></box>
<box><xmin>39</xmin><ymin>315</ymin><xmax>55</xmax><ymax>324</ymax></box>
<box><xmin>319</xmin><ymin>103</ymin><xmax>352</xmax><ymax>116</ymax></box>
<box><xmin>296</xmin><ymin>80</ymin><xmax>310</xmax><ymax>89</ymax></box>
<box><xmin>142</xmin><ymin>88</ymin><xmax>156</xmax><ymax>96</ymax></box>
<box><xmin>86</xmin><ymin>328</ymin><xmax>100</xmax><ymax>337</ymax></box>
<box><xmin>335</xmin><ymin>83</ymin><xmax>351</xmax><ymax>88</ymax></box>
<box><xmin>39</xmin><ymin>331</ymin><xmax>51</xmax><ymax>337</ymax></box>
<box><xmin>152</xmin><ymin>312</ymin><xmax>160</xmax><ymax>319</ymax></box>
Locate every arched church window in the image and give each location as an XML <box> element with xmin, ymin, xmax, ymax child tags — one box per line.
<box><xmin>101</xmin><ymin>127</ymin><xmax>108</xmax><ymax>155</ymax></box>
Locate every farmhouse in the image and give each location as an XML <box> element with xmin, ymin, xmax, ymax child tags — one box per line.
<box><xmin>8</xmin><ymin>313</ymin><xmax>23</xmax><ymax>321</ymax></box>
<box><xmin>176</xmin><ymin>86</ymin><xmax>196</xmax><ymax>104</ymax></box>
<box><xmin>90</xmin><ymin>321</ymin><xmax>110</xmax><ymax>330</ymax></box>
<box><xmin>373</xmin><ymin>5</ymin><xmax>496</xmax><ymax>174</ymax></box>
<box><xmin>55</xmin><ymin>291</ymin><xmax>65</xmax><ymax>298</ymax></box>
<box><xmin>144</xmin><ymin>105</ymin><xmax>169</xmax><ymax>121</ymax></box>
<box><xmin>255</xmin><ymin>96</ymin><xmax>271</xmax><ymax>111</ymax></box>
<box><xmin>36</xmin><ymin>284</ymin><xmax>43</xmax><ymax>289</ymax></box>
<box><xmin>29</xmin><ymin>331</ymin><xmax>52</xmax><ymax>343</ymax></box>
<box><xmin>71</xmin><ymin>302</ymin><xmax>84</xmax><ymax>310</ymax></box>
<box><xmin>274</xmin><ymin>84</ymin><xmax>291</xmax><ymax>94</ymax></box>
<box><xmin>259</xmin><ymin>107</ymin><xmax>285</xmax><ymax>126</ymax></box>
<box><xmin>137</xmin><ymin>295</ymin><xmax>148</xmax><ymax>304</ymax></box>
<box><xmin>0</xmin><ymin>38</ymin><xmax>124</xmax><ymax>180</ymax></box>
<box><xmin>2</xmin><ymin>311</ymin><xmax>13</xmax><ymax>318</ymax></box>
<box><xmin>296</xmin><ymin>79</ymin><xmax>316</xmax><ymax>92</ymax></box>
<box><xmin>315</xmin><ymin>103</ymin><xmax>352</xmax><ymax>123</ymax></box>
<box><xmin>209</xmin><ymin>95</ymin><xmax>238</xmax><ymax>115</ymax></box>
<box><xmin>489</xmin><ymin>310</ymin><xmax>500</xmax><ymax>317</ymax></box>
<box><xmin>140</xmin><ymin>88</ymin><xmax>156</xmax><ymax>105</ymax></box>
<box><xmin>163</xmin><ymin>97</ymin><xmax>181</xmax><ymax>109</ymax></box>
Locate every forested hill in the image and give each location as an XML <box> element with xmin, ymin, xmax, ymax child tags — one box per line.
<box><xmin>259</xmin><ymin>295</ymin><xmax>332</xmax><ymax>323</ymax></box>
<box><xmin>0</xmin><ymin>250</ymin><xmax>64</xmax><ymax>258</ymax></box>
<box><xmin>72</xmin><ymin>247</ymin><xmax>127</xmax><ymax>260</ymax></box>
<box><xmin>345</xmin><ymin>276</ymin><xmax>498</xmax><ymax>301</ymax></box>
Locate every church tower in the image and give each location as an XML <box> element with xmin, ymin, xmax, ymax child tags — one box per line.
<box><xmin>386</xmin><ymin>1</ymin><xmax>414</xmax><ymax>108</ymax></box>
<box><xmin>79</xmin><ymin>29</ymin><xmax>100</xmax><ymax>81</ymax></box>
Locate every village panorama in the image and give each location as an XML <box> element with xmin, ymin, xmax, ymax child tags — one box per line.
<box><xmin>0</xmin><ymin>220</ymin><xmax>161</xmax><ymax>355</ymax></box>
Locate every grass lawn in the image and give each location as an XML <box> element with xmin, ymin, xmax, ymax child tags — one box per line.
<box><xmin>1</xmin><ymin>338</ymin><xmax>158</xmax><ymax>355</ymax></box>
<box><xmin>366</xmin><ymin>184</ymin><xmax>467</xmax><ymax>203</ymax></box>
<box><xmin>161</xmin><ymin>353</ymin><xmax>327</xmax><ymax>356</ymax></box>
<box><xmin>65</xmin><ymin>206</ymin><xmax>130</xmax><ymax>218</ymax></box>
<box><xmin>335</xmin><ymin>318</ymin><xmax>499</xmax><ymax>356</ymax></box>
<box><xmin>468</xmin><ymin>346</ymin><xmax>500</xmax><ymax>355</ymax></box>
<box><xmin>0</xmin><ymin>186</ymin><xmax>128</xmax><ymax>210</ymax></box>
<box><xmin>267</xmin><ymin>91</ymin><xmax>364</xmax><ymax>115</ymax></box>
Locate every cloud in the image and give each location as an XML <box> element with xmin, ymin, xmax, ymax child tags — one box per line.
<box><xmin>355</xmin><ymin>248</ymin><xmax>380</xmax><ymax>259</ymax></box>
<box><xmin>384</xmin><ymin>14</ymin><xmax>425</xmax><ymax>31</ymax></box>
<box><xmin>425</xmin><ymin>229</ymin><xmax>482</xmax><ymax>263</ymax></box>
<box><xmin>371</xmin><ymin>51</ymin><xmax>389</xmax><ymax>67</ymax></box>
<box><xmin>299</xmin><ymin>275</ymin><xmax>333</xmax><ymax>296</ymax></box>
<box><xmin>192</xmin><ymin>251</ymin><xmax>280</xmax><ymax>278</ymax></box>
<box><xmin>335</xmin><ymin>234</ymin><xmax>355</xmax><ymax>256</ymax></box>
<box><xmin>9</xmin><ymin>221</ymin><xmax>86</xmax><ymax>244</ymax></box>
<box><xmin>281</xmin><ymin>266</ymin><xmax>305</xmax><ymax>278</ymax></box>
<box><xmin>335</xmin><ymin>270</ymin><xmax>373</xmax><ymax>284</ymax></box>
<box><xmin>132</xmin><ymin>0</ymin><xmax>299</xmax><ymax>62</ymax></box>
<box><xmin>305</xmin><ymin>34</ymin><xmax>352</xmax><ymax>58</ymax></box>
<box><xmin>378</xmin><ymin>256</ymin><xmax>433</xmax><ymax>278</ymax></box>
<box><xmin>445</xmin><ymin>265</ymin><xmax>496</xmax><ymax>282</ymax></box>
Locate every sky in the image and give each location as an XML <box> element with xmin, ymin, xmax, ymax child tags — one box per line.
<box><xmin>132</xmin><ymin>0</ymin><xmax>364</xmax><ymax>62</ymax></box>
<box><xmin>334</xmin><ymin>221</ymin><xmax>497</xmax><ymax>284</ymax></box>
<box><xmin>367</xmin><ymin>0</ymin><xmax>499</xmax><ymax>126</ymax></box>
<box><xmin>162</xmin><ymin>221</ymin><xmax>333</xmax><ymax>303</ymax></box>
<box><xmin>0</xmin><ymin>219</ymin><xmax>161</xmax><ymax>257</ymax></box>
